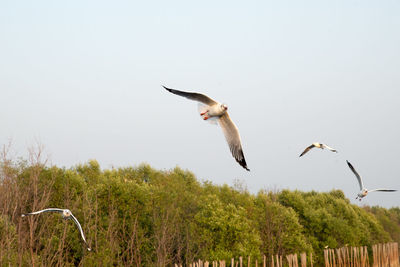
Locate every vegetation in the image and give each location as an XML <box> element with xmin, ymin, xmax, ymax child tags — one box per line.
<box><xmin>0</xmin><ymin>149</ymin><xmax>398</xmax><ymax>266</ymax></box>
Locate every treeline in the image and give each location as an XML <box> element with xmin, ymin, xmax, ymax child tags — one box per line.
<box><xmin>0</xmin><ymin>152</ymin><xmax>399</xmax><ymax>266</ymax></box>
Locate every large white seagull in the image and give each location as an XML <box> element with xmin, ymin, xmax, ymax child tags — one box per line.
<box><xmin>163</xmin><ymin>85</ymin><xmax>249</xmax><ymax>171</ymax></box>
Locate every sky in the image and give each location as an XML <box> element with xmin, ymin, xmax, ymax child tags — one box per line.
<box><xmin>1</xmin><ymin>0</ymin><xmax>399</xmax><ymax>207</ymax></box>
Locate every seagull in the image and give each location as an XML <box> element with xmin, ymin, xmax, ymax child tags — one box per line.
<box><xmin>299</xmin><ymin>143</ymin><xmax>337</xmax><ymax>157</ymax></box>
<box><xmin>163</xmin><ymin>85</ymin><xmax>249</xmax><ymax>171</ymax></box>
<box><xmin>22</xmin><ymin>208</ymin><xmax>91</xmax><ymax>251</ymax></box>
<box><xmin>346</xmin><ymin>160</ymin><xmax>397</xmax><ymax>201</ymax></box>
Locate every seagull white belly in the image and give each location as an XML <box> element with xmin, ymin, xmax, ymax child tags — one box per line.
<box><xmin>207</xmin><ymin>104</ymin><xmax>225</xmax><ymax>117</ymax></box>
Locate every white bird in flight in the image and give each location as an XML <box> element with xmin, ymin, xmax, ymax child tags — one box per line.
<box><xmin>299</xmin><ymin>142</ymin><xmax>337</xmax><ymax>157</ymax></box>
<box><xmin>163</xmin><ymin>85</ymin><xmax>249</xmax><ymax>171</ymax></box>
<box><xmin>346</xmin><ymin>160</ymin><xmax>397</xmax><ymax>201</ymax></box>
<box><xmin>22</xmin><ymin>208</ymin><xmax>91</xmax><ymax>251</ymax></box>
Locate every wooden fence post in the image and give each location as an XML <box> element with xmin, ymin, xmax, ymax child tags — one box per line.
<box><xmin>286</xmin><ymin>254</ymin><xmax>292</xmax><ymax>267</ymax></box>
<box><xmin>324</xmin><ymin>249</ymin><xmax>329</xmax><ymax>267</ymax></box>
<box><xmin>300</xmin><ymin>252</ymin><xmax>306</xmax><ymax>267</ymax></box>
<box><xmin>336</xmin><ymin>249</ymin><xmax>341</xmax><ymax>267</ymax></box>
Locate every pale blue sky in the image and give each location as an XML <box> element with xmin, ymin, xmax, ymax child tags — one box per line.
<box><xmin>1</xmin><ymin>0</ymin><xmax>399</xmax><ymax>207</ymax></box>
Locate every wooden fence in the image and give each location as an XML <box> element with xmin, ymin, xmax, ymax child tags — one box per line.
<box><xmin>175</xmin><ymin>242</ymin><xmax>399</xmax><ymax>267</ymax></box>
<box><xmin>323</xmin><ymin>242</ymin><xmax>399</xmax><ymax>267</ymax></box>
<box><xmin>324</xmin><ymin>246</ymin><xmax>370</xmax><ymax>267</ymax></box>
<box><xmin>372</xmin><ymin>243</ymin><xmax>399</xmax><ymax>267</ymax></box>
<box><xmin>174</xmin><ymin>253</ymin><xmax>312</xmax><ymax>267</ymax></box>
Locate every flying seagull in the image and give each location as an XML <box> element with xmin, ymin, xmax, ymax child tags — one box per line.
<box><xmin>346</xmin><ymin>160</ymin><xmax>397</xmax><ymax>201</ymax></box>
<box><xmin>22</xmin><ymin>208</ymin><xmax>91</xmax><ymax>251</ymax></box>
<box><xmin>299</xmin><ymin>143</ymin><xmax>337</xmax><ymax>157</ymax></box>
<box><xmin>163</xmin><ymin>85</ymin><xmax>249</xmax><ymax>171</ymax></box>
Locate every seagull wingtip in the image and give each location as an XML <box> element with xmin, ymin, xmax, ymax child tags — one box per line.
<box><xmin>162</xmin><ymin>85</ymin><xmax>171</xmax><ymax>91</ymax></box>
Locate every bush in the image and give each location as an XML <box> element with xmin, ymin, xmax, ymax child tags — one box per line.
<box><xmin>0</xmin><ymin>156</ymin><xmax>398</xmax><ymax>266</ymax></box>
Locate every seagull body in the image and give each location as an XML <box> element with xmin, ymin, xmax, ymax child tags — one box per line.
<box><xmin>299</xmin><ymin>142</ymin><xmax>337</xmax><ymax>157</ymax></box>
<box><xmin>346</xmin><ymin>160</ymin><xmax>397</xmax><ymax>201</ymax></box>
<box><xmin>163</xmin><ymin>85</ymin><xmax>249</xmax><ymax>171</ymax></box>
<box><xmin>22</xmin><ymin>208</ymin><xmax>91</xmax><ymax>251</ymax></box>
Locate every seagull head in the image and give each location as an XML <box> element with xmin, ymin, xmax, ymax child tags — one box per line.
<box><xmin>62</xmin><ymin>209</ymin><xmax>72</xmax><ymax>218</ymax></box>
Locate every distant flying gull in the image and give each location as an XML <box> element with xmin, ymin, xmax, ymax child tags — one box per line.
<box><xmin>299</xmin><ymin>143</ymin><xmax>337</xmax><ymax>157</ymax></box>
<box><xmin>346</xmin><ymin>160</ymin><xmax>397</xmax><ymax>201</ymax></box>
<box><xmin>163</xmin><ymin>85</ymin><xmax>249</xmax><ymax>171</ymax></box>
<box><xmin>22</xmin><ymin>208</ymin><xmax>91</xmax><ymax>251</ymax></box>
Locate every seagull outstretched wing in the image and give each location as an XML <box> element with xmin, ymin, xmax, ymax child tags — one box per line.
<box><xmin>70</xmin><ymin>214</ymin><xmax>91</xmax><ymax>251</ymax></box>
<box><xmin>321</xmin><ymin>144</ymin><xmax>337</xmax><ymax>153</ymax></box>
<box><xmin>218</xmin><ymin>113</ymin><xmax>249</xmax><ymax>171</ymax></box>
<box><xmin>368</xmin><ymin>188</ymin><xmax>397</xmax><ymax>193</ymax></box>
<box><xmin>21</xmin><ymin>208</ymin><xmax>64</xmax><ymax>217</ymax></box>
<box><xmin>299</xmin><ymin>144</ymin><xmax>316</xmax><ymax>157</ymax></box>
<box><xmin>346</xmin><ymin>160</ymin><xmax>364</xmax><ymax>191</ymax></box>
<box><xmin>163</xmin><ymin>86</ymin><xmax>217</xmax><ymax>105</ymax></box>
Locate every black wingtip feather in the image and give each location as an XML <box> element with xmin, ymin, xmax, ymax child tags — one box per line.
<box><xmin>237</xmin><ymin>155</ymin><xmax>250</xmax><ymax>171</ymax></box>
<box><xmin>240</xmin><ymin>161</ymin><xmax>250</xmax><ymax>171</ymax></box>
<box><xmin>162</xmin><ymin>85</ymin><xmax>172</xmax><ymax>92</ymax></box>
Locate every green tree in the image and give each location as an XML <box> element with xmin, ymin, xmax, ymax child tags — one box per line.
<box><xmin>255</xmin><ymin>192</ymin><xmax>312</xmax><ymax>257</ymax></box>
<box><xmin>194</xmin><ymin>193</ymin><xmax>261</xmax><ymax>261</ymax></box>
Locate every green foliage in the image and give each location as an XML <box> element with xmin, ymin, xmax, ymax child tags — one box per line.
<box><xmin>365</xmin><ymin>206</ymin><xmax>400</xmax><ymax>244</ymax></box>
<box><xmin>194</xmin><ymin>194</ymin><xmax>261</xmax><ymax>260</ymax></box>
<box><xmin>0</xmin><ymin>158</ymin><xmax>398</xmax><ymax>266</ymax></box>
<box><xmin>277</xmin><ymin>190</ymin><xmax>392</xmax><ymax>264</ymax></box>
<box><xmin>255</xmin><ymin>193</ymin><xmax>312</xmax><ymax>257</ymax></box>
